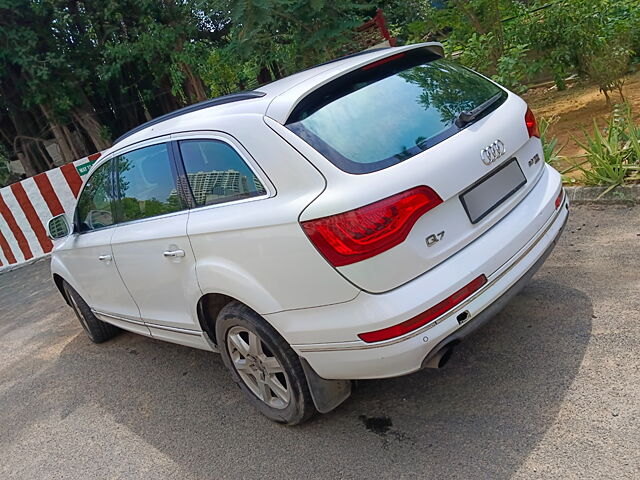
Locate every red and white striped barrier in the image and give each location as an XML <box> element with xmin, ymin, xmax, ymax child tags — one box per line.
<box><xmin>0</xmin><ymin>153</ymin><xmax>101</xmax><ymax>271</ymax></box>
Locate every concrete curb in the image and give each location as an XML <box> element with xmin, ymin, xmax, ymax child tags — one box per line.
<box><xmin>0</xmin><ymin>253</ymin><xmax>50</xmax><ymax>275</ymax></box>
<box><xmin>565</xmin><ymin>185</ymin><xmax>640</xmax><ymax>205</ymax></box>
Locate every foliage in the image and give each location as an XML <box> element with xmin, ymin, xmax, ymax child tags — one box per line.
<box><xmin>0</xmin><ymin>144</ymin><xmax>17</xmax><ymax>188</ymax></box>
<box><xmin>521</xmin><ymin>0</ymin><xmax>638</xmax><ymax>92</ymax></box>
<box><xmin>225</xmin><ymin>0</ymin><xmax>372</xmax><ymax>79</ymax></box>
<box><xmin>569</xmin><ymin>104</ymin><xmax>640</xmax><ymax>190</ymax></box>
<box><xmin>584</xmin><ymin>43</ymin><xmax>633</xmax><ymax>105</ymax></box>
<box><xmin>490</xmin><ymin>43</ymin><xmax>532</xmax><ymax>93</ymax></box>
<box><xmin>539</xmin><ymin>116</ymin><xmax>564</xmax><ymax>166</ymax></box>
<box><xmin>200</xmin><ymin>49</ymin><xmax>259</xmax><ymax>96</ymax></box>
<box><xmin>383</xmin><ymin>0</ymin><xmax>638</xmax><ymax>97</ymax></box>
<box><xmin>378</xmin><ymin>0</ymin><xmax>437</xmax><ymax>44</ymax></box>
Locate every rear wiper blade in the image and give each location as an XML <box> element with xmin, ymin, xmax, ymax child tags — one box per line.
<box><xmin>454</xmin><ymin>92</ymin><xmax>504</xmax><ymax>128</ymax></box>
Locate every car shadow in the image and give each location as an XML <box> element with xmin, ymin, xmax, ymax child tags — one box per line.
<box><xmin>2</xmin><ymin>274</ymin><xmax>592</xmax><ymax>479</ymax></box>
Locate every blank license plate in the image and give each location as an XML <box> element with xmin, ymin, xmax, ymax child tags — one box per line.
<box><xmin>460</xmin><ymin>158</ymin><xmax>526</xmax><ymax>224</ymax></box>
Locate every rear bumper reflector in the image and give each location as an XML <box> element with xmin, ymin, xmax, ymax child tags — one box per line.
<box><xmin>358</xmin><ymin>274</ymin><xmax>488</xmax><ymax>343</ymax></box>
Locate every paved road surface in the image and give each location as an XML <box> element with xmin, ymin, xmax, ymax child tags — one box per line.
<box><xmin>1</xmin><ymin>205</ymin><xmax>638</xmax><ymax>479</ymax></box>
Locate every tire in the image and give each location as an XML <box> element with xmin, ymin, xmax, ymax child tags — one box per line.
<box><xmin>63</xmin><ymin>282</ymin><xmax>121</xmax><ymax>343</ymax></box>
<box><xmin>216</xmin><ymin>301</ymin><xmax>316</xmax><ymax>425</ymax></box>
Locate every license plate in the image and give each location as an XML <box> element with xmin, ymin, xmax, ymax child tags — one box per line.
<box><xmin>460</xmin><ymin>158</ymin><xmax>526</xmax><ymax>224</ymax></box>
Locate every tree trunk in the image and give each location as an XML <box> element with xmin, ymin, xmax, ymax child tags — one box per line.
<box><xmin>72</xmin><ymin>107</ymin><xmax>111</xmax><ymax>151</ymax></box>
<box><xmin>451</xmin><ymin>0</ymin><xmax>487</xmax><ymax>34</ymax></box>
<box><xmin>39</xmin><ymin>104</ymin><xmax>77</xmax><ymax>164</ymax></box>
<box><xmin>269</xmin><ymin>61</ymin><xmax>284</xmax><ymax>80</ymax></box>
<box><xmin>257</xmin><ymin>66</ymin><xmax>272</xmax><ymax>85</ymax></box>
<box><xmin>60</xmin><ymin>123</ymin><xmax>83</xmax><ymax>160</ymax></box>
<box><xmin>181</xmin><ymin>63</ymin><xmax>208</xmax><ymax>103</ymax></box>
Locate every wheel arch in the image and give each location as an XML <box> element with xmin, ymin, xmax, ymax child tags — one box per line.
<box><xmin>196</xmin><ymin>291</ymin><xmax>284</xmax><ymax>349</ymax></box>
<box><xmin>52</xmin><ymin>273</ymin><xmax>70</xmax><ymax>305</ymax></box>
<box><xmin>196</xmin><ymin>292</ymin><xmax>233</xmax><ymax>346</ymax></box>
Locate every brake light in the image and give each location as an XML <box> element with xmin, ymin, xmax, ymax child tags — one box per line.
<box><xmin>358</xmin><ymin>275</ymin><xmax>488</xmax><ymax>343</ymax></box>
<box><xmin>301</xmin><ymin>186</ymin><xmax>443</xmax><ymax>267</ymax></box>
<box><xmin>362</xmin><ymin>53</ymin><xmax>406</xmax><ymax>70</ymax></box>
<box><xmin>525</xmin><ymin>107</ymin><xmax>540</xmax><ymax>138</ymax></box>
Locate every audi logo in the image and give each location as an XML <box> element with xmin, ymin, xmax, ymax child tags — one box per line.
<box><xmin>480</xmin><ymin>140</ymin><xmax>506</xmax><ymax>165</ymax></box>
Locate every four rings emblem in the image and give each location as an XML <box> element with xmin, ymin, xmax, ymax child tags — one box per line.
<box><xmin>480</xmin><ymin>140</ymin><xmax>506</xmax><ymax>165</ymax></box>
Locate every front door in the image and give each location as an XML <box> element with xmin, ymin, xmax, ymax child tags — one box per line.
<box><xmin>58</xmin><ymin>158</ymin><xmax>144</xmax><ymax>333</ymax></box>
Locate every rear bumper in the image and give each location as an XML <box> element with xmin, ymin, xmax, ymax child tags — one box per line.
<box><xmin>265</xmin><ymin>165</ymin><xmax>568</xmax><ymax>380</ymax></box>
<box><xmin>421</xmin><ymin>210</ymin><xmax>566</xmax><ymax>369</ymax></box>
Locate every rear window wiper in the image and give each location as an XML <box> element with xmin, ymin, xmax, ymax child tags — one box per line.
<box><xmin>454</xmin><ymin>92</ymin><xmax>504</xmax><ymax>128</ymax></box>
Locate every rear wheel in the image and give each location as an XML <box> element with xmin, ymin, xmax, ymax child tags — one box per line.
<box><xmin>63</xmin><ymin>282</ymin><xmax>120</xmax><ymax>343</ymax></box>
<box><xmin>216</xmin><ymin>301</ymin><xmax>316</xmax><ymax>425</ymax></box>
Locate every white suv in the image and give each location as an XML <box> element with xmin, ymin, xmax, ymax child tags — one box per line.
<box><xmin>47</xmin><ymin>43</ymin><xmax>568</xmax><ymax>424</ymax></box>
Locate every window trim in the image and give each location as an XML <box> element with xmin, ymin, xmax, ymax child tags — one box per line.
<box><xmin>170</xmin><ymin>135</ymin><xmax>273</xmax><ymax>213</ymax></box>
<box><xmin>74</xmin><ymin>132</ymin><xmax>274</xmax><ymax>232</ymax></box>
<box><xmin>73</xmin><ymin>158</ymin><xmax>118</xmax><ymax>235</ymax></box>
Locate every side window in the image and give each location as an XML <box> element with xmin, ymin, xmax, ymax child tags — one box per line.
<box><xmin>76</xmin><ymin>160</ymin><xmax>115</xmax><ymax>233</ymax></box>
<box><xmin>178</xmin><ymin>140</ymin><xmax>266</xmax><ymax>207</ymax></box>
<box><xmin>115</xmin><ymin>143</ymin><xmax>183</xmax><ymax>222</ymax></box>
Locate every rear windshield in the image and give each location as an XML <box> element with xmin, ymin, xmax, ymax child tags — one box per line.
<box><xmin>286</xmin><ymin>48</ymin><xmax>506</xmax><ymax>174</ymax></box>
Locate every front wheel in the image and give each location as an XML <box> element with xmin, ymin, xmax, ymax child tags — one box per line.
<box><xmin>216</xmin><ymin>301</ymin><xmax>316</xmax><ymax>425</ymax></box>
<box><xmin>63</xmin><ymin>282</ymin><xmax>121</xmax><ymax>343</ymax></box>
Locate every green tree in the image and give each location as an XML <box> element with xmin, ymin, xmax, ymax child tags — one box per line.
<box><xmin>225</xmin><ymin>0</ymin><xmax>372</xmax><ymax>81</ymax></box>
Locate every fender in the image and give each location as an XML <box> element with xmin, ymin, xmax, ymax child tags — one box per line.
<box><xmin>195</xmin><ymin>258</ymin><xmax>282</xmax><ymax>315</ymax></box>
<box><xmin>50</xmin><ymin>253</ymin><xmax>87</xmax><ymax>304</ymax></box>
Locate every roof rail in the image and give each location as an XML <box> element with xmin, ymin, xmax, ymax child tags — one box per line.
<box><xmin>112</xmin><ymin>91</ymin><xmax>266</xmax><ymax>145</ymax></box>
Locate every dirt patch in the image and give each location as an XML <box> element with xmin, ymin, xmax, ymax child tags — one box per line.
<box><xmin>523</xmin><ymin>70</ymin><xmax>640</xmax><ymax>169</ymax></box>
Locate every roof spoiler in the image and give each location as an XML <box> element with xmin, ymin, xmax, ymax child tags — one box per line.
<box><xmin>420</xmin><ymin>42</ymin><xmax>445</xmax><ymax>58</ymax></box>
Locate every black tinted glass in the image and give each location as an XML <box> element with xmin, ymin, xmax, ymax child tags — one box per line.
<box><xmin>287</xmin><ymin>49</ymin><xmax>505</xmax><ymax>173</ymax></box>
<box><xmin>179</xmin><ymin>140</ymin><xmax>265</xmax><ymax>206</ymax></box>
<box><xmin>76</xmin><ymin>160</ymin><xmax>115</xmax><ymax>232</ymax></box>
<box><xmin>116</xmin><ymin>143</ymin><xmax>182</xmax><ymax>222</ymax></box>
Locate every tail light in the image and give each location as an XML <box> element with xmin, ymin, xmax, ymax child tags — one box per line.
<box><xmin>525</xmin><ymin>107</ymin><xmax>540</xmax><ymax>138</ymax></box>
<box><xmin>358</xmin><ymin>275</ymin><xmax>488</xmax><ymax>343</ymax></box>
<box><xmin>555</xmin><ymin>189</ymin><xmax>564</xmax><ymax>209</ymax></box>
<box><xmin>301</xmin><ymin>186</ymin><xmax>443</xmax><ymax>267</ymax></box>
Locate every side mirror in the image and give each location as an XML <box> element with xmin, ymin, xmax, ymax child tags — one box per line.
<box><xmin>46</xmin><ymin>214</ymin><xmax>71</xmax><ymax>240</ymax></box>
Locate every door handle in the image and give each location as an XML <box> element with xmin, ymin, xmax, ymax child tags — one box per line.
<box><xmin>163</xmin><ymin>249</ymin><xmax>185</xmax><ymax>258</ymax></box>
<box><xmin>98</xmin><ymin>254</ymin><xmax>112</xmax><ymax>262</ymax></box>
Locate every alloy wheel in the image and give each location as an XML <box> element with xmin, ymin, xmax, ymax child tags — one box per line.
<box><xmin>226</xmin><ymin>326</ymin><xmax>290</xmax><ymax>409</ymax></box>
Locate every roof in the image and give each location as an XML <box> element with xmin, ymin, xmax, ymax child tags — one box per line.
<box><xmin>112</xmin><ymin>92</ymin><xmax>266</xmax><ymax>145</ymax></box>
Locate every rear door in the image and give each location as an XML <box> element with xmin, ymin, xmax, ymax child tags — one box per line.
<box><xmin>109</xmin><ymin>141</ymin><xmax>202</xmax><ymax>339</ymax></box>
<box><xmin>57</xmin><ymin>158</ymin><xmax>146</xmax><ymax>333</ymax></box>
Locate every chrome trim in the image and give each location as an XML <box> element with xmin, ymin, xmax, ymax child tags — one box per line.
<box><xmin>295</xmin><ymin>194</ymin><xmax>567</xmax><ymax>353</ymax></box>
<box><xmin>92</xmin><ymin>309</ymin><xmax>204</xmax><ymax>337</ymax></box>
<box><xmin>480</xmin><ymin>139</ymin><xmax>506</xmax><ymax>165</ymax></box>
<box><xmin>92</xmin><ymin>309</ymin><xmax>146</xmax><ymax>326</ymax></box>
<box><xmin>163</xmin><ymin>249</ymin><xmax>185</xmax><ymax>258</ymax></box>
<box><xmin>111</xmin><ymin>209</ymin><xmax>188</xmax><ymax>228</ymax></box>
<box><xmin>145</xmin><ymin>323</ymin><xmax>203</xmax><ymax>336</ymax></box>
<box><xmin>183</xmin><ymin>191</ymin><xmax>271</xmax><ymax>215</ymax></box>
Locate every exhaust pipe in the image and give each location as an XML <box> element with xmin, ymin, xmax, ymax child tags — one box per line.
<box><xmin>423</xmin><ymin>344</ymin><xmax>455</xmax><ymax>369</ymax></box>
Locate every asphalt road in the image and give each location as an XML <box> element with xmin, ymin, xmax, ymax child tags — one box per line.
<box><xmin>1</xmin><ymin>205</ymin><xmax>638</xmax><ymax>480</ymax></box>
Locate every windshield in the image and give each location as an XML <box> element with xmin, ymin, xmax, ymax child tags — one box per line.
<box><xmin>286</xmin><ymin>49</ymin><xmax>506</xmax><ymax>173</ymax></box>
